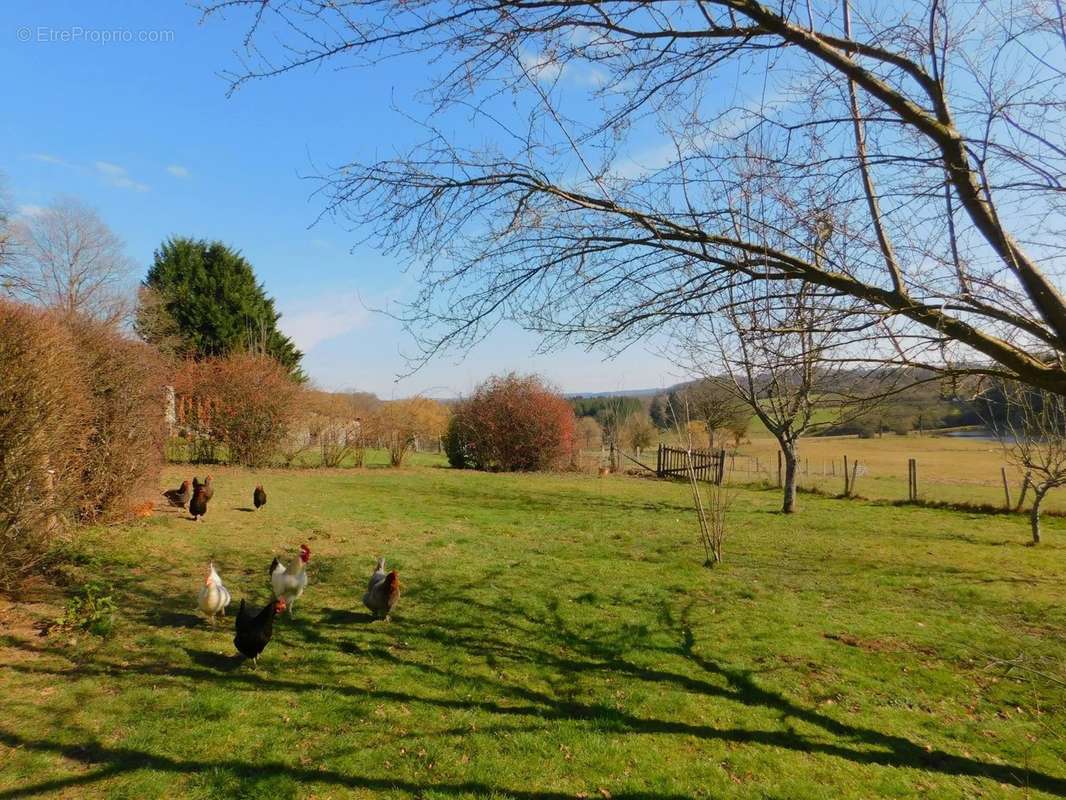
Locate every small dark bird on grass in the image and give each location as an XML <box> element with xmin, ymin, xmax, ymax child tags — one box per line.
<box><xmin>233</xmin><ymin>596</ymin><xmax>286</xmax><ymax>668</ymax></box>
<box><xmin>189</xmin><ymin>486</ymin><xmax>209</xmax><ymax>521</ymax></box>
<box><xmin>193</xmin><ymin>475</ymin><xmax>215</xmax><ymax>502</ymax></box>
<box><xmin>253</xmin><ymin>484</ymin><xmax>267</xmax><ymax>510</ymax></box>
<box><xmin>163</xmin><ymin>480</ymin><xmax>191</xmax><ymax>509</ymax></box>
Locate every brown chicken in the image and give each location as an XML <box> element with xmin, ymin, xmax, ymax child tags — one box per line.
<box><xmin>253</xmin><ymin>484</ymin><xmax>267</xmax><ymax>510</ymax></box>
<box><xmin>193</xmin><ymin>475</ymin><xmax>215</xmax><ymax>502</ymax></box>
<box><xmin>163</xmin><ymin>480</ymin><xmax>191</xmax><ymax>509</ymax></box>
<box><xmin>189</xmin><ymin>486</ymin><xmax>209</xmax><ymax>521</ymax></box>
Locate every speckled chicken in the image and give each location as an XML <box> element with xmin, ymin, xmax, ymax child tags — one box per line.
<box><xmin>163</xmin><ymin>480</ymin><xmax>191</xmax><ymax>509</ymax></box>
<box><xmin>363</xmin><ymin>557</ymin><xmax>400</xmax><ymax>621</ymax></box>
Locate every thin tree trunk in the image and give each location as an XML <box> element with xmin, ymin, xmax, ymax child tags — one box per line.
<box><xmin>1030</xmin><ymin>487</ymin><xmax>1047</xmax><ymax>545</ymax></box>
<box><xmin>781</xmin><ymin>443</ymin><xmax>799</xmax><ymax>514</ymax></box>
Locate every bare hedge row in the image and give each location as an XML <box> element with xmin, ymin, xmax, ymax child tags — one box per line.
<box><xmin>0</xmin><ymin>301</ymin><xmax>166</xmax><ymax>589</ymax></box>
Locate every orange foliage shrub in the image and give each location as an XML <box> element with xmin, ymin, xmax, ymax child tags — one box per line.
<box><xmin>450</xmin><ymin>373</ymin><xmax>575</xmax><ymax>471</ymax></box>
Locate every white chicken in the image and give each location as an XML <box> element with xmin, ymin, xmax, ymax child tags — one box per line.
<box><xmin>196</xmin><ymin>562</ymin><xmax>232</xmax><ymax>624</ymax></box>
<box><xmin>269</xmin><ymin>543</ymin><xmax>310</xmax><ymax>616</ymax></box>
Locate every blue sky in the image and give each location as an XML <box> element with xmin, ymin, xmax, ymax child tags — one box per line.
<box><xmin>0</xmin><ymin>1</ymin><xmax>681</xmax><ymax>397</ymax></box>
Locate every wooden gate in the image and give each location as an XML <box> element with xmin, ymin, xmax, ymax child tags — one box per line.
<box><xmin>656</xmin><ymin>444</ymin><xmax>726</xmax><ymax>485</ymax></box>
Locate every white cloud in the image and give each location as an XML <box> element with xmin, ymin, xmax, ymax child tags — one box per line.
<box><xmin>280</xmin><ymin>292</ymin><xmax>371</xmax><ymax>352</ymax></box>
<box><xmin>166</xmin><ymin>164</ymin><xmax>190</xmax><ymax>178</ymax></box>
<box><xmin>519</xmin><ymin>50</ymin><xmax>564</xmax><ymax>82</ymax></box>
<box><xmin>94</xmin><ymin>160</ymin><xmax>125</xmax><ymax>176</ymax></box>
<box><xmin>16</xmin><ymin>204</ymin><xmax>46</xmax><ymax>218</ymax></box>
<box><xmin>610</xmin><ymin>140</ymin><xmax>681</xmax><ymax>180</ymax></box>
<box><xmin>30</xmin><ymin>152</ymin><xmax>72</xmax><ymax>167</ymax></box>
<box><xmin>94</xmin><ymin>160</ymin><xmax>150</xmax><ymax>192</ymax></box>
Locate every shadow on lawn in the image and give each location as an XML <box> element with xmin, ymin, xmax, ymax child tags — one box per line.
<box><xmin>5</xmin><ymin>586</ymin><xmax>1065</xmax><ymax>798</ymax></box>
<box><xmin>0</xmin><ymin>729</ymin><xmax>695</xmax><ymax>800</ymax></box>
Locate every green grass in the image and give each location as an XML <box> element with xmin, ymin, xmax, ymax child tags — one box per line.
<box><xmin>2</xmin><ymin>465</ymin><xmax>1065</xmax><ymax>798</ymax></box>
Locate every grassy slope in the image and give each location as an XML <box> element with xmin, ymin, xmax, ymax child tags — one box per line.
<box><xmin>1</xmin><ymin>464</ymin><xmax>1065</xmax><ymax>799</ymax></box>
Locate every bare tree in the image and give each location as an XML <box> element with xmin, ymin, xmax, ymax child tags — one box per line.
<box><xmin>676</xmin><ymin>378</ymin><xmax>750</xmax><ymax>449</ymax></box>
<box><xmin>3</xmin><ymin>198</ymin><xmax>134</xmax><ymax>325</ymax></box>
<box><xmin>205</xmin><ymin>0</ymin><xmax>1066</xmax><ymax>394</ymax></box>
<box><xmin>987</xmin><ymin>383</ymin><xmax>1066</xmax><ymax>545</ymax></box>
<box><xmin>0</xmin><ymin>178</ymin><xmax>14</xmax><ymax>277</ymax></box>
<box><xmin>680</xmin><ymin>261</ymin><xmax>875</xmax><ymax>513</ymax></box>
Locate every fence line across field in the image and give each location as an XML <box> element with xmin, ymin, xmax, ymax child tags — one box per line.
<box><xmin>656</xmin><ymin>444</ymin><xmax>726</xmax><ymax>486</ymax></box>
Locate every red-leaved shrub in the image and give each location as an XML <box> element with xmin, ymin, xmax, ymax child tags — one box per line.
<box><xmin>449</xmin><ymin>373</ymin><xmax>575</xmax><ymax>471</ymax></box>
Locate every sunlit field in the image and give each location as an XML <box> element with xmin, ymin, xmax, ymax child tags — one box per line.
<box><xmin>2</xmin><ymin>464</ymin><xmax>1064</xmax><ymax>799</ymax></box>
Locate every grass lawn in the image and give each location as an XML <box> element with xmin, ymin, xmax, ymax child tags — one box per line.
<box><xmin>1</xmin><ymin>464</ymin><xmax>1065</xmax><ymax>798</ymax></box>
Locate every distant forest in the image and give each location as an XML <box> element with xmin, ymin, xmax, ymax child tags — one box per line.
<box><xmin>570</xmin><ymin>368</ymin><xmax>989</xmax><ymax>439</ymax></box>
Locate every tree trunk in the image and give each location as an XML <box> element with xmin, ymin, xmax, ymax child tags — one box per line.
<box><xmin>781</xmin><ymin>442</ymin><xmax>799</xmax><ymax>514</ymax></box>
<box><xmin>1030</xmin><ymin>487</ymin><xmax>1047</xmax><ymax>545</ymax></box>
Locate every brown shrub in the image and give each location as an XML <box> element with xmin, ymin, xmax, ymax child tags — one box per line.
<box><xmin>67</xmin><ymin>317</ymin><xmax>167</xmax><ymax>522</ymax></box>
<box><xmin>173</xmin><ymin>354</ymin><xmax>301</xmax><ymax>467</ymax></box>
<box><xmin>0</xmin><ymin>302</ymin><xmax>165</xmax><ymax>590</ymax></box>
<box><xmin>0</xmin><ymin>302</ymin><xmax>89</xmax><ymax>586</ymax></box>
<box><xmin>451</xmin><ymin>373</ymin><xmax>576</xmax><ymax>471</ymax></box>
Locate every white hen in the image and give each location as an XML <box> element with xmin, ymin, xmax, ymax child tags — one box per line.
<box><xmin>197</xmin><ymin>562</ymin><xmax>231</xmax><ymax>624</ymax></box>
<box><xmin>269</xmin><ymin>543</ymin><xmax>310</xmax><ymax>616</ymax></box>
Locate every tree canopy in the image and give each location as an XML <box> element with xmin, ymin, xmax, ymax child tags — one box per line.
<box><xmin>137</xmin><ymin>237</ymin><xmax>304</xmax><ymax>379</ymax></box>
<box><xmin>205</xmin><ymin>0</ymin><xmax>1066</xmax><ymax>396</ymax></box>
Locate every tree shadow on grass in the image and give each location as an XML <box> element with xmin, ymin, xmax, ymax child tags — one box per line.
<box><xmin>7</xmin><ymin>581</ymin><xmax>1065</xmax><ymax>798</ymax></box>
<box><xmin>151</xmin><ymin>611</ymin><xmax>202</xmax><ymax>629</ymax></box>
<box><xmin>0</xmin><ymin>730</ymin><xmax>694</xmax><ymax>800</ymax></box>
<box><xmin>320</xmin><ymin>607</ymin><xmax>375</xmax><ymax>625</ymax></box>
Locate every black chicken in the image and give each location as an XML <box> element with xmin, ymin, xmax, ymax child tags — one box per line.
<box><xmin>233</xmin><ymin>596</ymin><xmax>286</xmax><ymax>668</ymax></box>
<box><xmin>189</xmin><ymin>486</ymin><xmax>209</xmax><ymax>521</ymax></box>
<box><xmin>253</xmin><ymin>484</ymin><xmax>267</xmax><ymax>510</ymax></box>
<box><xmin>163</xmin><ymin>480</ymin><xmax>191</xmax><ymax>509</ymax></box>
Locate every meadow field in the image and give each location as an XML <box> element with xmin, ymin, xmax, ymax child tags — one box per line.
<box><xmin>1</xmin><ymin>462</ymin><xmax>1065</xmax><ymax>799</ymax></box>
<box><xmin>628</xmin><ymin>427</ymin><xmax>1055</xmax><ymax>513</ymax></box>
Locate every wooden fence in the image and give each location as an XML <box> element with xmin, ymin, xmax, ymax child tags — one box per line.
<box><xmin>656</xmin><ymin>444</ymin><xmax>726</xmax><ymax>485</ymax></box>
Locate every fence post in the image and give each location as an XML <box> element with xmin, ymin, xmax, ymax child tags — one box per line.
<box><xmin>850</xmin><ymin>459</ymin><xmax>860</xmax><ymax>496</ymax></box>
<box><xmin>777</xmin><ymin>451</ymin><xmax>783</xmax><ymax>487</ymax></box>
<box><xmin>717</xmin><ymin>449</ymin><xmax>726</xmax><ymax>485</ymax></box>
<box><xmin>656</xmin><ymin>444</ymin><xmax>663</xmax><ymax>477</ymax></box>
<box><xmin>1001</xmin><ymin>467</ymin><xmax>1012</xmax><ymax>509</ymax></box>
<box><xmin>843</xmin><ymin>455</ymin><xmax>850</xmax><ymax>495</ymax></box>
<box><xmin>907</xmin><ymin>458</ymin><xmax>917</xmax><ymax>502</ymax></box>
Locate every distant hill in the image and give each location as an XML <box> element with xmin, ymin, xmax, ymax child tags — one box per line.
<box><xmin>565</xmin><ymin>387</ymin><xmax>665</xmax><ymax>399</ymax></box>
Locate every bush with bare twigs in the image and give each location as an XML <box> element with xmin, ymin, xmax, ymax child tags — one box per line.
<box><xmin>372</xmin><ymin>397</ymin><xmax>449</xmax><ymax>467</ymax></box>
<box><xmin>0</xmin><ymin>301</ymin><xmax>165</xmax><ymax>590</ymax></box>
<box><xmin>67</xmin><ymin>317</ymin><xmax>167</xmax><ymax>522</ymax></box>
<box><xmin>308</xmin><ymin>391</ymin><xmax>378</xmax><ymax>468</ymax></box>
<box><xmin>173</xmin><ymin>354</ymin><xmax>301</xmax><ymax>468</ymax></box>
